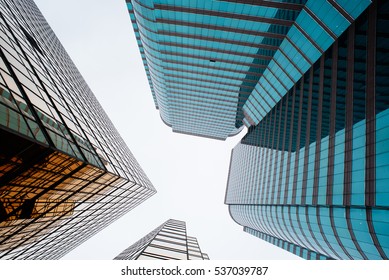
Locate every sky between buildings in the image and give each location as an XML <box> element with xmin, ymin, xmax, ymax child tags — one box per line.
<box><xmin>34</xmin><ymin>0</ymin><xmax>299</xmax><ymax>260</ymax></box>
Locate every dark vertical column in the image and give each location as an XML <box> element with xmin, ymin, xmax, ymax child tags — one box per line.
<box><xmin>274</xmin><ymin>205</ymin><xmax>291</xmax><ymax>244</ymax></box>
<box><xmin>366</xmin><ymin>207</ymin><xmax>387</xmax><ymax>259</ymax></box>
<box><xmin>286</xmin><ymin>205</ymin><xmax>306</xmax><ymax>249</ymax></box>
<box><xmin>255</xmin><ymin>122</ymin><xmax>265</xmax><ymax>204</ymax></box>
<box><xmin>272</xmin><ymin>101</ymin><xmax>283</xmax><ymax>204</ymax></box>
<box><xmin>312</xmin><ymin>56</ymin><xmax>325</xmax><ymax>206</ymax></box>
<box><xmin>344</xmin><ymin>24</ymin><xmax>355</xmax><ymax>206</ymax></box>
<box><xmin>329</xmin><ymin>207</ymin><xmax>352</xmax><ymax>259</ymax></box>
<box><xmin>305</xmin><ymin>205</ymin><xmax>331</xmax><ymax>257</ymax></box>
<box><xmin>326</xmin><ymin>40</ymin><xmax>338</xmax><ymax>205</ymax></box>
<box><xmin>262</xmin><ymin>110</ymin><xmax>274</xmax><ymax>204</ymax></box>
<box><xmin>292</xmin><ymin>80</ymin><xmax>304</xmax><ymax>204</ymax></box>
<box><xmin>302</xmin><ymin>69</ymin><xmax>313</xmax><ymax>205</ymax></box>
<box><xmin>341</xmin><ymin>18</ymin><xmax>371</xmax><ymax>260</ymax></box>
<box><xmin>265</xmin><ymin>106</ymin><xmax>278</xmax><ymax>204</ymax></box>
<box><xmin>365</xmin><ymin>0</ymin><xmax>377</xmax><ymax>207</ymax></box>
<box><xmin>295</xmin><ymin>206</ymin><xmax>315</xmax><ymax>252</ymax></box>
<box><xmin>264</xmin><ymin>205</ymin><xmax>281</xmax><ymax>244</ymax></box>
<box><xmin>277</xmin><ymin>95</ymin><xmax>289</xmax><ymax>205</ymax></box>
<box><xmin>366</xmin><ymin>0</ymin><xmax>387</xmax><ymax>260</ymax></box>
<box><xmin>277</xmin><ymin>93</ymin><xmax>290</xmax><ymax>204</ymax></box>
<box><xmin>259</xmin><ymin>113</ymin><xmax>271</xmax><ymax>204</ymax></box>
<box><xmin>345</xmin><ymin>206</ymin><xmax>368</xmax><ymax>259</ymax></box>
<box><xmin>283</xmin><ymin>87</ymin><xmax>296</xmax><ymax>204</ymax></box>
<box><xmin>316</xmin><ymin>207</ymin><xmax>342</xmax><ymax>259</ymax></box>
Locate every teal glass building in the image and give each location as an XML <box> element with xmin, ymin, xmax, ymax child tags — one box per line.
<box><xmin>126</xmin><ymin>0</ymin><xmax>310</xmax><ymax>140</ymax></box>
<box><xmin>128</xmin><ymin>0</ymin><xmax>389</xmax><ymax>260</ymax></box>
<box><xmin>226</xmin><ymin>0</ymin><xmax>389</xmax><ymax>259</ymax></box>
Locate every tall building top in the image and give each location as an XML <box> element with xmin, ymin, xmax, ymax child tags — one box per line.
<box><xmin>114</xmin><ymin>219</ymin><xmax>209</xmax><ymax>260</ymax></box>
<box><xmin>125</xmin><ymin>0</ymin><xmax>371</xmax><ymax>139</ymax></box>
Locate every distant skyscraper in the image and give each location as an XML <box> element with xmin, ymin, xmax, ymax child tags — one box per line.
<box><xmin>0</xmin><ymin>0</ymin><xmax>156</xmax><ymax>259</ymax></box>
<box><xmin>226</xmin><ymin>0</ymin><xmax>389</xmax><ymax>260</ymax></box>
<box><xmin>114</xmin><ymin>219</ymin><xmax>209</xmax><ymax>260</ymax></box>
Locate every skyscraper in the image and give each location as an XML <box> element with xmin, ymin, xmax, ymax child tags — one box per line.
<box><xmin>0</xmin><ymin>0</ymin><xmax>156</xmax><ymax>259</ymax></box>
<box><xmin>225</xmin><ymin>0</ymin><xmax>389</xmax><ymax>260</ymax></box>
<box><xmin>127</xmin><ymin>0</ymin><xmax>389</xmax><ymax>259</ymax></box>
<box><xmin>126</xmin><ymin>0</ymin><xmax>371</xmax><ymax>140</ymax></box>
<box><xmin>125</xmin><ymin>0</ymin><xmax>301</xmax><ymax>140</ymax></box>
<box><xmin>114</xmin><ymin>219</ymin><xmax>209</xmax><ymax>260</ymax></box>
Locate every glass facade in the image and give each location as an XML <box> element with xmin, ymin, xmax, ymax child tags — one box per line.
<box><xmin>244</xmin><ymin>227</ymin><xmax>331</xmax><ymax>260</ymax></box>
<box><xmin>226</xmin><ymin>0</ymin><xmax>389</xmax><ymax>260</ymax></box>
<box><xmin>126</xmin><ymin>0</ymin><xmax>389</xmax><ymax>260</ymax></box>
<box><xmin>0</xmin><ymin>0</ymin><xmax>156</xmax><ymax>259</ymax></box>
<box><xmin>126</xmin><ymin>0</ymin><xmax>373</xmax><ymax>139</ymax></box>
<box><xmin>126</xmin><ymin>0</ymin><xmax>310</xmax><ymax>140</ymax></box>
<box><xmin>242</xmin><ymin>0</ymin><xmax>371</xmax><ymax>126</ymax></box>
<box><xmin>114</xmin><ymin>219</ymin><xmax>209</xmax><ymax>260</ymax></box>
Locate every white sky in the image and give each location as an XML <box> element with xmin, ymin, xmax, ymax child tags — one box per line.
<box><xmin>34</xmin><ymin>0</ymin><xmax>299</xmax><ymax>260</ymax></box>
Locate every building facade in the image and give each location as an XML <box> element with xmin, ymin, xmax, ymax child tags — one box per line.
<box><xmin>127</xmin><ymin>0</ymin><xmax>388</xmax><ymax>259</ymax></box>
<box><xmin>125</xmin><ymin>0</ymin><xmax>308</xmax><ymax>140</ymax></box>
<box><xmin>226</xmin><ymin>0</ymin><xmax>389</xmax><ymax>260</ymax></box>
<box><xmin>0</xmin><ymin>0</ymin><xmax>156</xmax><ymax>259</ymax></box>
<box><xmin>114</xmin><ymin>219</ymin><xmax>209</xmax><ymax>260</ymax></box>
<box><xmin>126</xmin><ymin>0</ymin><xmax>374</xmax><ymax>141</ymax></box>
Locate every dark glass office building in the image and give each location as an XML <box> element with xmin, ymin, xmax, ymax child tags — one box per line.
<box><xmin>226</xmin><ymin>0</ymin><xmax>389</xmax><ymax>260</ymax></box>
<box><xmin>0</xmin><ymin>0</ymin><xmax>156</xmax><ymax>259</ymax></box>
<box><xmin>114</xmin><ymin>219</ymin><xmax>209</xmax><ymax>260</ymax></box>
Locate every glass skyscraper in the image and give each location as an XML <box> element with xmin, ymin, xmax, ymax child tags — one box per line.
<box><xmin>0</xmin><ymin>0</ymin><xmax>156</xmax><ymax>259</ymax></box>
<box><xmin>125</xmin><ymin>0</ymin><xmax>309</xmax><ymax>140</ymax></box>
<box><xmin>126</xmin><ymin>0</ymin><xmax>374</xmax><ymax>141</ymax></box>
<box><xmin>226</xmin><ymin>0</ymin><xmax>389</xmax><ymax>260</ymax></box>
<box><xmin>114</xmin><ymin>219</ymin><xmax>209</xmax><ymax>260</ymax></box>
<box><xmin>128</xmin><ymin>0</ymin><xmax>389</xmax><ymax>259</ymax></box>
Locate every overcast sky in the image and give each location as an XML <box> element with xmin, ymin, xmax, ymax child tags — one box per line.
<box><xmin>34</xmin><ymin>0</ymin><xmax>299</xmax><ymax>260</ymax></box>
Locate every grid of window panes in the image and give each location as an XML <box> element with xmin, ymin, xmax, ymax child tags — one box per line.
<box><xmin>114</xmin><ymin>219</ymin><xmax>209</xmax><ymax>260</ymax></box>
<box><xmin>114</xmin><ymin>222</ymin><xmax>164</xmax><ymax>260</ymax></box>
<box><xmin>226</xmin><ymin>0</ymin><xmax>389</xmax><ymax>260</ymax></box>
<box><xmin>244</xmin><ymin>227</ymin><xmax>331</xmax><ymax>260</ymax></box>
<box><xmin>126</xmin><ymin>0</ymin><xmax>307</xmax><ymax>140</ymax></box>
<box><xmin>187</xmin><ymin>236</ymin><xmax>209</xmax><ymax>260</ymax></box>
<box><xmin>0</xmin><ymin>0</ymin><xmax>156</xmax><ymax>259</ymax></box>
<box><xmin>242</xmin><ymin>0</ymin><xmax>372</xmax><ymax>126</ymax></box>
